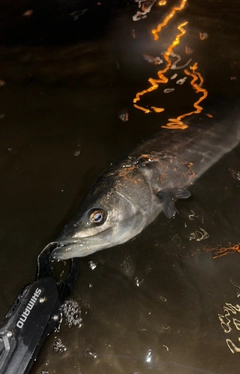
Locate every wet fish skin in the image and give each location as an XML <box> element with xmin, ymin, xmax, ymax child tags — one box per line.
<box><xmin>52</xmin><ymin>110</ymin><xmax>240</xmax><ymax>260</ymax></box>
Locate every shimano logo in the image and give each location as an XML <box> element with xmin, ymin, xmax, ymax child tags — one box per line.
<box><xmin>16</xmin><ymin>288</ymin><xmax>42</xmax><ymax>329</ymax></box>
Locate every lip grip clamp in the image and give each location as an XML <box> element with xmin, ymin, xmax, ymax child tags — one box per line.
<box><xmin>0</xmin><ymin>243</ymin><xmax>79</xmax><ymax>374</ymax></box>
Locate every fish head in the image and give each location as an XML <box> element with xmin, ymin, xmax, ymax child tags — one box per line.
<box><xmin>52</xmin><ymin>173</ymin><xmax>145</xmax><ymax>260</ymax></box>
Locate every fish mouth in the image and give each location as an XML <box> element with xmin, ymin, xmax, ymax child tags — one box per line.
<box><xmin>51</xmin><ymin>240</ymin><xmax>90</xmax><ymax>260</ymax></box>
<box><xmin>51</xmin><ymin>229</ymin><xmax>113</xmax><ymax>260</ymax></box>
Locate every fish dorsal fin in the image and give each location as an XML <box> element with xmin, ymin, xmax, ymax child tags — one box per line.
<box><xmin>157</xmin><ymin>187</ymin><xmax>191</xmax><ymax>219</ymax></box>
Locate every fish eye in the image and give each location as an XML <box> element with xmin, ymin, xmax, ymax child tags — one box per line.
<box><xmin>89</xmin><ymin>209</ymin><xmax>105</xmax><ymax>224</ymax></box>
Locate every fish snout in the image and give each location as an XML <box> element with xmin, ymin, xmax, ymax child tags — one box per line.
<box><xmin>52</xmin><ymin>227</ymin><xmax>114</xmax><ymax>260</ymax></box>
<box><xmin>51</xmin><ymin>240</ymin><xmax>89</xmax><ymax>260</ymax></box>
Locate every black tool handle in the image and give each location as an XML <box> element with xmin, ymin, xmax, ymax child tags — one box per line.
<box><xmin>0</xmin><ymin>277</ymin><xmax>60</xmax><ymax>374</ymax></box>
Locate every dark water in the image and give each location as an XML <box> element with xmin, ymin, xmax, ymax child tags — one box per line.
<box><xmin>0</xmin><ymin>0</ymin><xmax>240</xmax><ymax>373</ymax></box>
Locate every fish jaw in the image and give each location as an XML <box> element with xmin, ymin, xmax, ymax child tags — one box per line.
<box><xmin>51</xmin><ymin>241</ymin><xmax>88</xmax><ymax>260</ymax></box>
<box><xmin>52</xmin><ymin>228</ymin><xmax>114</xmax><ymax>260</ymax></box>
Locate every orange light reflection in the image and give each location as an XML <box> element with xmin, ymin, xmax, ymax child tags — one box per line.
<box><xmin>133</xmin><ymin>21</ymin><xmax>188</xmax><ymax>114</ymax></box>
<box><xmin>151</xmin><ymin>106</ymin><xmax>165</xmax><ymax>112</ymax></box>
<box><xmin>206</xmin><ymin>243</ymin><xmax>240</xmax><ymax>260</ymax></box>
<box><xmin>133</xmin><ymin>0</ymin><xmax>208</xmax><ymax>129</ymax></box>
<box><xmin>163</xmin><ymin>63</ymin><xmax>208</xmax><ymax>129</ymax></box>
<box><xmin>152</xmin><ymin>0</ymin><xmax>187</xmax><ymax>41</ymax></box>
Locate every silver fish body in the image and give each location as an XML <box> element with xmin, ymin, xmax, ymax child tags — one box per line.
<box><xmin>52</xmin><ymin>108</ymin><xmax>240</xmax><ymax>259</ymax></box>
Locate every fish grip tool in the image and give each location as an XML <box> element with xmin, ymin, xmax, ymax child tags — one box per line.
<box><xmin>0</xmin><ymin>242</ymin><xmax>79</xmax><ymax>374</ymax></box>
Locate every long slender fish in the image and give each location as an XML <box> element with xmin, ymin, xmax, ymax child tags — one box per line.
<box><xmin>52</xmin><ymin>104</ymin><xmax>240</xmax><ymax>260</ymax></box>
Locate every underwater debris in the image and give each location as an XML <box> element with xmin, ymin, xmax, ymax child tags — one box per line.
<box><xmin>119</xmin><ymin>108</ymin><xmax>129</xmax><ymax>122</ymax></box>
<box><xmin>143</xmin><ymin>54</ymin><xmax>163</xmax><ymax>65</ymax></box>
<box><xmin>133</xmin><ymin>0</ymin><xmax>157</xmax><ymax>21</ymax></box>
<box><xmin>176</xmin><ymin>77</ymin><xmax>188</xmax><ymax>85</ymax></box>
<box><xmin>171</xmin><ymin>73</ymin><xmax>178</xmax><ymax>80</ymax></box>
<box><xmin>199</xmin><ymin>32</ymin><xmax>208</xmax><ymax>40</ymax></box>
<box><xmin>89</xmin><ymin>261</ymin><xmax>97</xmax><ymax>270</ymax></box>
<box><xmin>188</xmin><ymin>210</ymin><xmax>198</xmax><ymax>220</ymax></box>
<box><xmin>53</xmin><ymin>338</ymin><xmax>67</xmax><ymax>353</ymax></box>
<box><xmin>164</xmin><ymin>88</ymin><xmax>175</xmax><ymax>93</ymax></box>
<box><xmin>170</xmin><ymin>52</ymin><xmax>192</xmax><ymax>70</ymax></box>
<box><xmin>70</xmin><ymin>9</ymin><xmax>88</xmax><ymax>21</ymax></box>
<box><xmin>159</xmin><ymin>296</ymin><xmax>167</xmax><ymax>302</ymax></box>
<box><xmin>189</xmin><ymin>227</ymin><xmax>209</xmax><ymax>241</ymax></box>
<box><xmin>185</xmin><ymin>46</ymin><xmax>194</xmax><ymax>54</ymax></box>
<box><xmin>0</xmin><ymin>80</ymin><xmax>6</xmax><ymax>87</ymax></box>
<box><xmin>229</xmin><ymin>168</ymin><xmax>240</xmax><ymax>181</ymax></box>
<box><xmin>85</xmin><ymin>348</ymin><xmax>97</xmax><ymax>359</ymax></box>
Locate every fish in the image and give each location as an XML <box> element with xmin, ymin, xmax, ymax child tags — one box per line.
<box><xmin>52</xmin><ymin>104</ymin><xmax>240</xmax><ymax>260</ymax></box>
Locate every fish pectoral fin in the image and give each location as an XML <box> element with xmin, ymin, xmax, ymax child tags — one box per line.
<box><xmin>157</xmin><ymin>187</ymin><xmax>191</xmax><ymax>219</ymax></box>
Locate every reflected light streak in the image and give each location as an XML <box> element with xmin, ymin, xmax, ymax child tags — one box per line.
<box><xmin>151</xmin><ymin>106</ymin><xmax>165</xmax><ymax>112</ymax></box>
<box><xmin>133</xmin><ymin>21</ymin><xmax>188</xmax><ymax>114</ymax></box>
<box><xmin>163</xmin><ymin>63</ymin><xmax>208</xmax><ymax>129</ymax></box>
<box><xmin>152</xmin><ymin>0</ymin><xmax>187</xmax><ymax>41</ymax></box>
<box><xmin>206</xmin><ymin>113</ymin><xmax>213</xmax><ymax>118</ymax></box>
<box><xmin>133</xmin><ymin>0</ymin><xmax>208</xmax><ymax>128</ymax></box>
<box><xmin>206</xmin><ymin>243</ymin><xmax>240</xmax><ymax>259</ymax></box>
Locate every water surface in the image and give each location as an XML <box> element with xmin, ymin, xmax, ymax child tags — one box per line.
<box><xmin>0</xmin><ymin>1</ymin><xmax>240</xmax><ymax>373</ymax></box>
